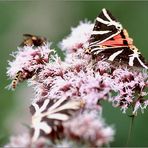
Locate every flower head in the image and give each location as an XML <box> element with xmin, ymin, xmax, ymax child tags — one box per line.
<box><xmin>59</xmin><ymin>21</ymin><xmax>93</xmax><ymax>53</ymax></box>
<box><xmin>63</xmin><ymin>110</ymin><xmax>115</xmax><ymax>147</ymax></box>
<box><xmin>110</xmin><ymin>68</ymin><xmax>148</xmax><ymax>114</ymax></box>
<box><xmin>4</xmin><ymin>133</ymin><xmax>30</xmax><ymax>148</ymax></box>
<box><xmin>7</xmin><ymin>43</ymin><xmax>53</xmax><ymax>89</ymax></box>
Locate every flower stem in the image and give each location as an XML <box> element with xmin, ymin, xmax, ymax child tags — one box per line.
<box><xmin>126</xmin><ymin>114</ymin><xmax>135</xmax><ymax>146</ymax></box>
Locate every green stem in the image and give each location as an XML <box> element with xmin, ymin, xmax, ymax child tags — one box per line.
<box><xmin>126</xmin><ymin>115</ymin><xmax>135</xmax><ymax>146</ymax></box>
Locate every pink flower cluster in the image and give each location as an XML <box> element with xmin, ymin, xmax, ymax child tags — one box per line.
<box><xmin>63</xmin><ymin>110</ymin><xmax>114</xmax><ymax>147</ymax></box>
<box><xmin>59</xmin><ymin>21</ymin><xmax>94</xmax><ymax>53</ymax></box>
<box><xmin>59</xmin><ymin>21</ymin><xmax>148</xmax><ymax>114</ymax></box>
<box><xmin>7</xmin><ymin>43</ymin><xmax>53</xmax><ymax>89</ymax></box>
<box><xmin>6</xmin><ymin>21</ymin><xmax>148</xmax><ymax>147</ymax></box>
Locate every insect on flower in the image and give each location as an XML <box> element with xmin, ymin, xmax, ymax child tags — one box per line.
<box><xmin>85</xmin><ymin>8</ymin><xmax>148</xmax><ymax>69</ymax></box>
<box><xmin>10</xmin><ymin>69</ymin><xmax>36</xmax><ymax>90</ymax></box>
<box><xmin>11</xmin><ymin>71</ymin><xmax>23</xmax><ymax>89</ymax></box>
<box><xmin>30</xmin><ymin>98</ymin><xmax>85</xmax><ymax>142</ymax></box>
<box><xmin>20</xmin><ymin>34</ymin><xmax>47</xmax><ymax>47</ymax></box>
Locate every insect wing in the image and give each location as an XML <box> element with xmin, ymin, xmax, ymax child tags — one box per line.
<box><xmin>89</xmin><ymin>8</ymin><xmax>123</xmax><ymax>47</ymax></box>
<box><xmin>30</xmin><ymin>98</ymin><xmax>84</xmax><ymax>142</ymax></box>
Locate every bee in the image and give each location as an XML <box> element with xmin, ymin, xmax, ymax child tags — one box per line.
<box><xmin>20</xmin><ymin>34</ymin><xmax>47</xmax><ymax>47</ymax></box>
<box><xmin>11</xmin><ymin>71</ymin><xmax>23</xmax><ymax>89</ymax></box>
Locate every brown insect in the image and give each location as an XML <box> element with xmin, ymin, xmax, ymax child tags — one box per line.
<box><xmin>20</xmin><ymin>34</ymin><xmax>47</xmax><ymax>47</ymax></box>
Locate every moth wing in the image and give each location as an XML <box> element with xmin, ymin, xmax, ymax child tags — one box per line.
<box><xmin>89</xmin><ymin>8</ymin><xmax>123</xmax><ymax>46</ymax></box>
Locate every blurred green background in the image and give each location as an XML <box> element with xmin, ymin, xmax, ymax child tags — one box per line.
<box><xmin>1</xmin><ymin>1</ymin><xmax>148</xmax><ymax>147</ymax></box>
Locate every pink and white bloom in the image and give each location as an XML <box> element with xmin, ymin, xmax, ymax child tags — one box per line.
<box><xmin>7</xmin><ymin>43</ymin><xmax>53</xmax><ymax>88</ymax></box>
<box><xmin>5</xmin><ymin>133</ymin><xmax>30</xmax><ymax>148</ymax></box>
<box><xmin>63</xmin><ymin>110</ymin><xmax>115</xmax><ymax>147</ymax></box>
<box><xmin>59</xmin><ymin>21</ymin><xmax>93</xmax><ymax>53</ymax></box>
<box><xmin>7</xmin><ymin>44</ymin><xmax>51</xmax><ymax>77</ymax></box>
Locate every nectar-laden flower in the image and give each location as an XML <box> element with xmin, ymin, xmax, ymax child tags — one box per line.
<box><xmin>4</xmin><ymin>133</ymin><xmax>30</xmax><ymax>148</ymax></box>
<box><xmin>59</xmin><ymin>21</ymin><xmax>93</xmax><ymax>53</ymax></box>
<box><xmin>63</xmin><ymin>110</ymin><xmax>115</xmax><ymax>147</ymax></box>
<box><xmin>110</xmin><ymin>68</ymin><xmax>148</xmax><ymax>114</ymax></box>
<box><xmin>7</xmin><ymin>43</ymin><xmax>53</xmax><ymax>89</ymax></box>
<box><xmin>4</xmin><ymin>133</ymin><xmax>54</xmax><ymax>148</ymax></box>
<box><xmin>30</xmin><ymin>54</ymin><xmax>111</xmax><ymax>110</ymax></box>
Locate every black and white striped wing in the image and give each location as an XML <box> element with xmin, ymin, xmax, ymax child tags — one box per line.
<box><xmin>95</xmin><ymin>46</ymin><xmax>148</xmax><ymax>68</ymax></box>
<box><xmin>87</xmin><ymin>8</ymin><xmax>148</xmax><ymax>69</ymax></box>
<box><xmin>89</xmin><ymin>8</ymin><xmax>123</xmax><ymax>47</ymax></box>
<box><xmin>30</xmin><ymin>98</ymin><xmax>84</xmax><ymax>142</ymax></box>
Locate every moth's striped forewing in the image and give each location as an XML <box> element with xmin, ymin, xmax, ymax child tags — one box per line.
<box><xmin>30</xmin><ymin>98</ymin><xmax>85</xmax><ymax>142</ymax></box>
<box><xmin>86</xmin><ymin>8</ymin><xmax>148</xmax><ymax>69</ymax></box>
